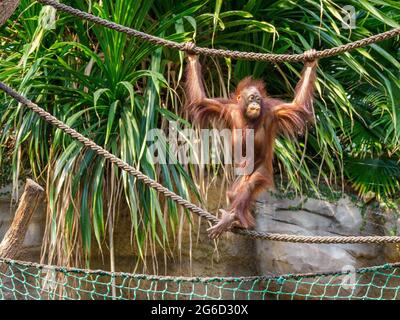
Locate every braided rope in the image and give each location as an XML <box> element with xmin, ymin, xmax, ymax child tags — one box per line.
<box><xmin>2</xmin><ymin>257</ymin><xmax>400</xmax><ymax>282</ymax></box>
<box><xmin>2</xmin><ymin>81</ymin><xmax>400</xmax><ymax>244</ymax></box>
<box><xmin>37</xmin><ymin>0</ymin><xmax>400</xmax><ymax>62</ymax></box>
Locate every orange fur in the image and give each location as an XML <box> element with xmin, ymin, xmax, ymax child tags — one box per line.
<box><xmin>234</xmin><ymin>76</ymin><xmax>268</xmax><ymax>99</ymax></box>
<box><xmin>184</xmin><ymin>56</ymin><xmax>317</xmax><ymax>234</ymax></box>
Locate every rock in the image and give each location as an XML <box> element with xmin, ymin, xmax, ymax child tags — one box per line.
<box><xmin>254</xmin><ymin>193</ymin><xmax>383</xmax><ymax>298</ymax></box>
<box><xmin>383</xmin><ymin>210</ymin><xmax>400</xmax><ymax>262</ymax></box>
<box><xmin>255</xmin><ymin>197</ymin><xmax>388</xmax><ymax>298</ymax></box>
<box><xmin>302</xmin><ymin>198</ymin><xmax>335</xmax><ymax>217</ymax></box>
<box><xmin>333</xmin><ymin>197</ymin><xmax>363</xmax><ymax>233</ymax></box>
<box><xmin>0</xmin><ymin>181</ymin><xmax>23</xmax><ymax>202</ymax></box>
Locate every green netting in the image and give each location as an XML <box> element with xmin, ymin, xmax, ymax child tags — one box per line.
<box><xmin>0</xmin><ymin>258</ymin><xmax>400</xmax><ymax>300</ymax></box>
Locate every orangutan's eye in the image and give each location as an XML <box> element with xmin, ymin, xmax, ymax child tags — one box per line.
<box><xmin>249</xmin><ymin>95</ymin><xmax>254</xmax><ymax>101</ymax></box>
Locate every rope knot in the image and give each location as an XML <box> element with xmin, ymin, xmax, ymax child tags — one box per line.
<box><xmin>183</xmin><ymin>41</ymin><xmax>196</xmax><ymax>54</ymax></box>
<box><xmin>277</xmin><ymin>276</ymin><xmax>286</xmax><ymax>285</ymax></box>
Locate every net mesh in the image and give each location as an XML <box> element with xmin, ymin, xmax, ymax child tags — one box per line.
<box><xmin>1</xmin><ymin>258</ymin><xmax>400</xmax><ymax>300</ymax></box>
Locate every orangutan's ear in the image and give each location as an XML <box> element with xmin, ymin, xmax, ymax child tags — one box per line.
<box><xmin>236</xmin><ymin>95</ymin><xmax>241</xmax><ymax>102</ymax></box>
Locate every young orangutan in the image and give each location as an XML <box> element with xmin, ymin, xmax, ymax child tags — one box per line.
<box><xmin>185</xmin><ymin>50</ymin><xmax>318</xmax><ymax>239</ymax></box>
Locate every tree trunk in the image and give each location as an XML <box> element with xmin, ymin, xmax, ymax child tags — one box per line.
<box><xmin>0</xmin><ymin>179</ymin><xmax>44</xmax><ymax>273</ymax></box>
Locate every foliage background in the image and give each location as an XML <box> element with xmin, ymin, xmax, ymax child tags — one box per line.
<box><xmin>0</xmin><ymin>0</ymin><xmax>399</xmax><ymax>270</ymax></box>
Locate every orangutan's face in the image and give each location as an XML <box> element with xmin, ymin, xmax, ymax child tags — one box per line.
<box><xmin>239</xmin><ymin>87</ymin><xmax>262</xmax><ymax>120</ymax></box>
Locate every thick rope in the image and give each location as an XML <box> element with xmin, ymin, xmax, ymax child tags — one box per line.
<box><xmin>37</xmin><ymin>0</ymin><xmax>400</xmax><ymax>62</ymax></box>
<box><xmin>1</xmin><ymin>257</ymin><xmax>400</xmax><ymax>283</ymax></box>
<box><xmin>2</xmin><ymin>81</ymin><xmax>400</xmax><ymax>244</ymax></box>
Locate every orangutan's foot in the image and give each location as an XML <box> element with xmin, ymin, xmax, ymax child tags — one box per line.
<box><xmin>207</xmin><ymin>209</ymin><xmax>241</xmax><ymax>239</ymax></box>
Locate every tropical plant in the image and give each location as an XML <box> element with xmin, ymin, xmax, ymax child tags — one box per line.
<box><xmin>0</xmin><ymin>0</ymin><xmax>399</xmax><ymax>271</ymax></box>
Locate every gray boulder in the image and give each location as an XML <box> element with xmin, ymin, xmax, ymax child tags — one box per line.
<box><xmin>255</xmin><ymin>194</ymin><xmax>381</xmax><ymax>275</ymax></box>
